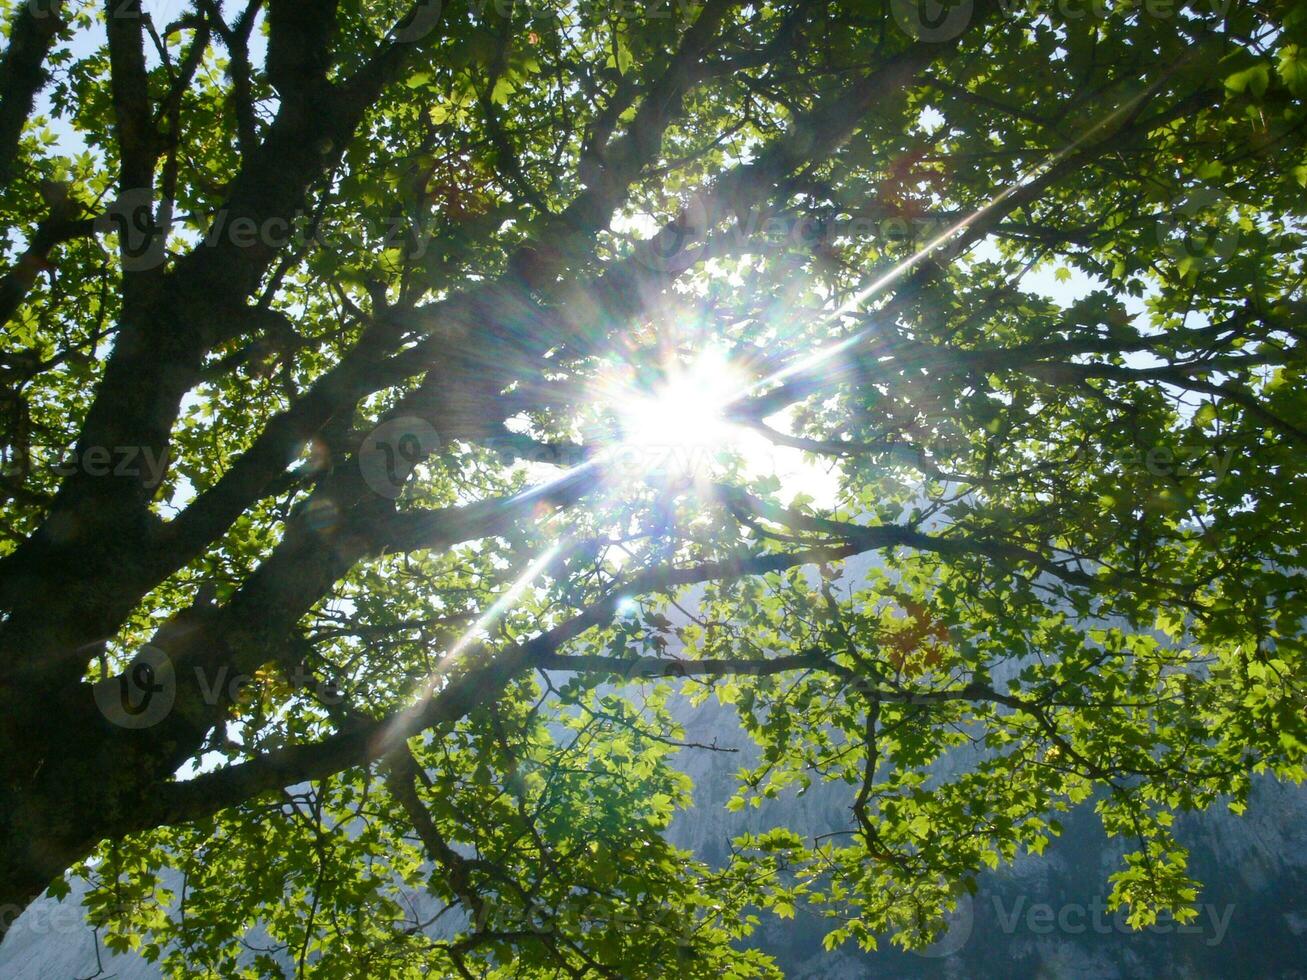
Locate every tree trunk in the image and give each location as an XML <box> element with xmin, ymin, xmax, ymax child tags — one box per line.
<box><xmin>0</xmin><ymin>686</ymin><xmax>130</xmax><ymax>944</ymax></box>
<box><xmin>0</xmin><ymin>779</ymin><xmax>89</xmax><ymax>944</ymax></box>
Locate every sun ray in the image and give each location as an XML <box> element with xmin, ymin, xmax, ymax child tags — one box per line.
<box><xmin>373</xmin><ymin>539</ymin><xmax>567</xmax><ymax>756</ymax></box>
<box><xmin>373</xmin><ymin>74</ymin><xmax>1199</xmax><ymax>758</ymax></box>
<box><xmin>736</xmin><ymin>68</ymin><xmax>1184</xmax><ymax>406</ymax></box>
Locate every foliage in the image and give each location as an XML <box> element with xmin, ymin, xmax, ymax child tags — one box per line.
<box><xmin>1</xmin><ymin>0</ymin><xmax>1305</xmax><ymax>974</ymax></box>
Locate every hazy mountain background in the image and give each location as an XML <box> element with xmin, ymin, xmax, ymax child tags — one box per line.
<box><xmin>5</xmin><ymin>688</ymin><xmax>1306</xmax><ymax>979</ymax></box>
<box><xmin>668</xmin><ymin>698</ymin><xmax>1307</xmax><ymax>979</ymax></box>
<box><xmin>6</xmin><ymin>544</ymin><xmax>1304</xmax><ymax>978</ymax></box>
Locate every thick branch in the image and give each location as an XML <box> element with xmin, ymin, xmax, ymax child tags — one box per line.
<box><xmin>0</xmin><ymin>0</ymin><xmax>65</xmax><ymax>184</ymax></box>
<box><xmin>125</xmin><ymin>544</ymin><xmax>860</xmax><ymax>833</ymax></box>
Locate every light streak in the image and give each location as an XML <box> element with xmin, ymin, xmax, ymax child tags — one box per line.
<box><xmin>373</xmin><ymin>72</ymin><xmax>1187</xmax><ymax>757</ymax></box>
<box><xmin>374</xmin><ymin>539</ymin><xmax>566</xmax><ymax>755</ymax></box>
<box><xmin>739</xmin><ymin>73</ymin><xmax>1178</xmax><ymax>401</ymax></box>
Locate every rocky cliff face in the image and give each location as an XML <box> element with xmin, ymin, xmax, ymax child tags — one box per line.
<box><xmin>667</xmin><ymin>696</ymin><xmax>1307</xmax><ymax>979</ymax></box>
<box><xmin>4</xmin><ymin>694</ymin><xmax>1305</xmax><ymax>978</ymax></box>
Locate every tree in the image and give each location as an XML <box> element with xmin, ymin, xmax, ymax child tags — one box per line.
<box><xmin>0</xmin><ymin>0</ymin><xmax>1304</xmax><ymax>972</ymax></box>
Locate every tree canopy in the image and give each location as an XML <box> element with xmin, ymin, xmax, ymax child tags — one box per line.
<box><xmin>1</xmin><ymin>0</ymin><xmax>1305</xmax><ymax>974</ymax></box>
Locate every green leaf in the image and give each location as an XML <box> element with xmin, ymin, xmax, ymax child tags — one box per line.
<box><xmin>1225</xmin><ymin>64</ymin><xmax>1270</xmax><ymax>98</ymax></box>
<box><xmin>1278</xmin><ymin>45</ymin><xmax>1307</xmax><ymax>97</ymax></box>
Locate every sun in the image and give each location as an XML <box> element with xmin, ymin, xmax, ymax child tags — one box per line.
<box><xmin>610</xmin><ymin>347</ymin><xmax>747</xmax><ymax>478</ymax></box>
<box><xmin>585</xmin><ymin>343</ymin><xmax>841</xmax><ymax>507</ymax></box>
<box><xmin>618</xmin><ymin>349</ymin><xmax>742</xmax><ymax>450</ymax></box>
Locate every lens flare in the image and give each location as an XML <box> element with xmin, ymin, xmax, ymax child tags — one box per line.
<box><xmin>370</xmin><ymin>76</ymin><xmax>1190</xmax><ymax>762</ymax></box>
<box><xmin>612</xmin><ymin>346</ymin><xmax>749</xmax><ymax>477</ymax></box>
<box><xmin>373</xmin><ymin>540</ymin><xmax>565</xmax><ymax>756</ymax></box>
